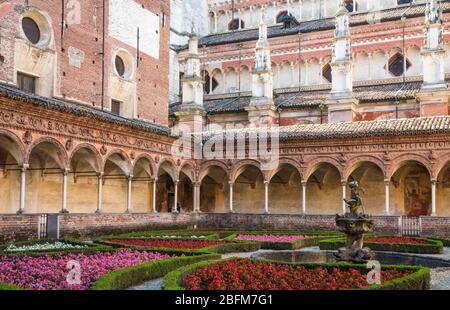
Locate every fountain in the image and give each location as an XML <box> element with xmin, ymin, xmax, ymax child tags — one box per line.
<box><xmin>334</xmin><ymin>181</ymin><xmax>374</xmax><ymax>263</ymax></box>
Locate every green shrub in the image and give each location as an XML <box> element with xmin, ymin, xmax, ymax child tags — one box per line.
<box><xmin>0</xmin><ymin>283</ymin><xmax>26</xmax><ymax>290</ymax></box>
<box><xmin>319</xmin><ymin>237</ymin><xmax>443</xmax><ymax>254</ymax></box>
<box><xmin>163</xmin><ymin>258</ymin><xmax>430</xmax><ymax>291</ymax></box>
<box><xmin>92</xmin><ymin>254</ymin><xmax>220</xmax><ymax>290</ymax></box>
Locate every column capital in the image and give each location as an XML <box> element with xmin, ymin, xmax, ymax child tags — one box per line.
<box><xmin>62</xmin><ymin>168</ymin><xmax>70</xmax><ymax>176</ymax></box>
<box><xmin>97</xmin><ymin>172</ymin><xmax>104</xmax><ymax>178</ymax></box>
<box><xmin>20</xmin><ymin>164</ymin><xmax>29</xmax><ymax>171</ymax></box>
<box><xmin>229</xmin><ymin>181</ymin><xmax>234</xmax><ymax>186</ymax></box>
<box><xmin>384</xmin><ymin>179</ymin><xmax>390</xmax><ymax>186</ymax></box>
<box><xmin>301</xmin><ymin>180</ymin><xmax>307</xmax><ymax>186</ymax></box>
<box><xmin>341</xmin><ymin>180</ymin><xmax>347</xmax><ymax>187</ymax></box>
<box><xmin>431</xmin><ymin>179</ymin><xmax>438</xmax><ymax>185</ymax></box>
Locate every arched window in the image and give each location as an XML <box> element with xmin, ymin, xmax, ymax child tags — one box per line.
<box><xmin>322</xmin><ymin>63</ymin><xmax>332</xmax><ymax>83</ymax></box>
<box><xmin>276</xmin><ymin>11</ymin><xmax>289</xmax><ymax>23</ymax></box>
<box><xmin>388</xmin><ymin>53</ymin><xmax>411</xmax><ymax>77</ymax></box>
<box><xmin>228</xmin><ymin>19</ymin><xmax>244</xmax><ymax>31</ymax></box>
<box><xmin>202</xmin><ymin>71</ymin><xmax>219</xmax><ymax>95</ymax></box>
<box><xmin>276</xmin><ymin>11</ymin><xmax>298</xmax><ymax>28</ymax></box>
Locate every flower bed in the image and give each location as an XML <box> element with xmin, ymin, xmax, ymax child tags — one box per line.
<box><xmin>0</xmin><ymin>249</ymin><xmax>170</xmax><ymax>290</ymax></box>
<box><xmin>108</xmin><ymin>239</ymin><xmax>228</xmax><ymax>249</ymax></box>
<box><xmin>319</xmin><ymin>236</ymin><xmax>443</xmax><ymax>254</ymax></box>
<box><xmin>99</xmin><ymin>238</ymin><xmax>261</xmax><ymax>254</ymax></box>
<box><xmin>3</xmin><ymin>241</ymin><xmax>88</xmax><ymax>253</ymax></box>
<box><xmin>163</xmin><ymin>258</ymin><xmax>430</xmax><ymax>291</ymax></box>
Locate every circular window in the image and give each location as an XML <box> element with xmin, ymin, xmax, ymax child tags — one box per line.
<box><xmin>22</xmin><ymin>17</ymin><xmax>41</xmax><ymax>45</ymax></box>
<box><xmin>115</xmin><ymin>55</ymin><xmax>126</xmax><ymax>78</ymax></box>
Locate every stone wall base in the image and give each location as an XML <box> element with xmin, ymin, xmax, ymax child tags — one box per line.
<box><xmin>1</xmin><ymin>213</ymin><xmax>449</xmax><ymax>243</ymax></box>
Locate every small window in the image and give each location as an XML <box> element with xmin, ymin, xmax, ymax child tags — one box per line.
<box><xmin>115</xmin><ymin>55</ymin><xmax>125</xmax><ymax>78</ymax></box>
<box><xmin>397</xmin><ymin>0</ymin><xmax>412</xmax><ymax>4</ymax></box>
<box><xmin>111</xmin><ymin>100</ymin><xmax>122</xmax><ymax>116</ymax></box>
<box><xmin>388</xmin><ymin>53</ymin><xmax>411</xmax><ymax>77</ymax></box>
<box><xmin>22</xmin><ymin>17</ymin><xmax>41</xmax><ymax>44</ymax></box>
<box><xmin>17</xmin><ymin>73</ymin><xmax>36</xmax><ymax>93</ymax></box>
<box><xmin>228</xmin><ymin>19</ymin><xmax>244</xmax><ymax>31</ymax></box>
<box><xmin>162</xmin><ymin>12</ymin><xmax>166</xmax><ymax>27</ymax></box>
<box><xmin>322</xmin><ymin>64</ymin><xmax>332</xmax><ymax>83</ymax></box>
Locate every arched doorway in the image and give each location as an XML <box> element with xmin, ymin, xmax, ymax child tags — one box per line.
<box><xmin>346</xmin><ymin>161</ymin><xmax>385</xmax><ymax>215</ymax></box>
<box><xmin>156</xmin><ymin>160</ymin><xmax>177</xmax><ymax>213</ymax></box>
<box><xmin>103</xmin><ymin>151</ymin><xmax>130</xmax><ymax>213</ymax></box>
<box><xmin>391</xmin><ymin>161</ymin><xmax>431</xmax><ymax>216</ymax></box>
<box><xmin>0</xmin><ymin>133</ymin><xmax>23</xmax><ymax>214</ymax></box>
<box><xmin>268</xmin><ymin>163</ymin><xmax>302</xmax><ymax>214</ymax></box>
<box><xmin>233</xmin><ymin>164</ymin><xmax>265</xmax><ymax>214</ymax></box>
<box><xmin>68</xmin><ymin>146</ymin><xmax>101</xmax><ymax>213</ymax></box>
<box><xmin>305</xmin><ymin>163</ymin><xmax>342</xmax><ymax>214</ymax></box>
<box><xmin>132</xmin><ymin>156</ymin><xmax>154</xmax><ymax>213</ymax></box>
<box><xmin>27</xmin><ymin>140</ymin><xmax>67</xmax><ymax>214</ymax></box>
<box><xmin>199</xmin><ymin>164</ymin><xmax>228</xmax><ymax>213</ymax></box>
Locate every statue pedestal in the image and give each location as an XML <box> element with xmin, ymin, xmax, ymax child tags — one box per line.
<box><xmin>335</xmin><ymin>214</ymin><xmax>374</xmax><ymax>263</ymax></box>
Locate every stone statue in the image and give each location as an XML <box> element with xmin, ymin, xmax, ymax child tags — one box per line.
<box><xmin>344</xmin><ymin>181</ymin><xmax>364</xmax><ymax>216</ymax></box>
<box><xmin>335</xmin><ymin>181</ymin><xmax>374</xmax><ymax>263</ymax></box>
<box><xmin>426</xmin><ymin>0</ymin><xmax>441</xmax><ymax>25</ymax></box>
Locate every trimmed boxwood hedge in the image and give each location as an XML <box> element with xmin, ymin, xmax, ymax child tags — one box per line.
<box><xmin>319</xmin><ymin>237</ymin><xmax>444</xmax><ymax>254</ymax></box>
<box><xmin>96</xmin><ymin>238</ymin><xmax>261</xmax><ymax>255</ymax></box>
<box><xmin>0</xmin><ymin>283</ymin><xmax>25</xmax><ymax>290</ymax></box>
<box><xmin>92</xmin><ymin>253</ymin><xmax>221</xmax><ymax>290</ymax></box>
<box><xmin>225</xmin><ymin>233</ymin><xmax>329</xmax><ymax>250</ymax></box>
<box><xmin>0</xmin><ymin>238</ymin><xmax>114</xmax><ymax>256</ymax></box>
<box><xmin>163</xmin><ymin>258</ymin><xmax>430</xmax><ymax>291</ymax></box>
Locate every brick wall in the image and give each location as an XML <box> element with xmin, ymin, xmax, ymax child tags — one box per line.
<box><xmin>0</xmin><ymin>215</ymin><xmax>40</xmax><ymax>243</ymax></box>
<box><xmin>1</xmin><ymin>213</ymin><xmax>450</xmax><ymax>243</ymax></box>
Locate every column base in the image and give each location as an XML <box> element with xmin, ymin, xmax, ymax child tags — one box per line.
<box><xmin>16</xmin><ymin>209</ymin><xmax>24</xmax><ymax>215</ymax></box>
<box><xmin>152</xmin><ymin>210</ymin><xmax>158</xmax><ymax>214</ymax></box>
<box><xmin>95</xmin><ymin>210</ymin><xmax>103</xmax><ymax>214</ymax></box>
<box><xmin>59</xmin><ymin>210</ymin><xmax>69</xmax><ymax>214</ymax></box>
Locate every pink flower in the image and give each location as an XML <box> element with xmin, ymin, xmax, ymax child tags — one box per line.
<box><xmin>0</xmin><ymin>249</ymin><xmax>170</xmax><ymax>290</ymax></box>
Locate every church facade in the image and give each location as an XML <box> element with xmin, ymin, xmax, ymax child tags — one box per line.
<box><xmin>1</xmin><ymin>0</ymin><xmax>450</xmax><ymax>240</ymax></box>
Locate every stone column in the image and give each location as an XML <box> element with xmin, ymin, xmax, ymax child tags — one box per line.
<box><xmin>264</xmin><ymin>180</ymin><xmax>270</xmax><ymax>214</ymax></box>
<box><xmin>353</xmin><ymin>0</ymin><xmax>356</xmax><ymax>12</ymax></box>
<box><xmin>152</xmin><ymin>178</ymin><xmax>158</xmax><ymax>214</ymax></box>
<box><xmin>368</xmin><ymin>53</ymin><xmax>373</xmax><ymax>80</ymax></box>
<box><xmin>193</xmin><ymin>182</ymin><xmax>201</xmax><ymax>212</ymax></box>
<box><xmin>384</xmin><ymin>180</ymin><xmax>390</xmax><ymax>215</ymax></box>
<box><xmin>342</xmin><ymin>181</ymin><xmax>347</xmax><ymax>214</ymax></box>
<box><xmin>214</xmin><ymin>13</ymin><xmax>218</xmax><ymax>33</ymax></box>
<box><xmin>173</xmin><ymin>180</ymin><xmax>179</xmax><ymax>213</ymax></box>
<box><xmin>18</xmin><ymin>164</ymin><xmax>28</xmax><ymax>214</ymax></box>
<box><xmin>61</xmin><ymin>169</ymin><xmax>69</xmax><ymax>214</ymax></box>
<box><xmin>229</xmin><ymin>181</ymin><xmax>234</xmax><ymax>213</ymax></box>
<box><xmin>431</xmin><ymin>180</ymin><xmax>437</xmax><ymax>216</ymax></box>
<box><xmin>126</xmin><ymin>175</ymin><xmax>133</xmax><ymax>213</ymax></box>
<box><xmin>301</xmin><ymin>181</ymin><xmax>307</xmax><ymax>215</ymax></box>
<box><xmin>96</xmin><ymin>173</ymin><xmax>103</xmax><ymax>214</ymax></box>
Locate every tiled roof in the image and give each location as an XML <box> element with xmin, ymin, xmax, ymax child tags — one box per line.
<box><xmin>169</xmin><ymin>81</ymin><xmax>421</xmax><ymax>116</ymax></box>
<box><xmin>0</xmin><ymin>83</ymin><xmax>171</xmax><ymax>136</ymax></box>
<box><xmin>176</xmin><ymin>2</ymin><xmax>450</xmax><ymax>48</ymax></box>
<box><xmin>199</xmin><ymin>116</ymin><xmax>450</xmax><ymax>141</ymax></box>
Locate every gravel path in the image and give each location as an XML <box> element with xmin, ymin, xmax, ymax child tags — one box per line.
<box><xmin>127</xmin><ymin>278</ymin><xmax>164</xmax><ymax>290</ymax></box>
<box><xmin>430</xmin><ymin>268</ymin><xmax>450</xmax><ymax>290</ymax></box>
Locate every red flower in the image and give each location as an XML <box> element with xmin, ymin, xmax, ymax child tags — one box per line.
<box><xmin>182</xmin><ymin>258</ymin><xmax>411</xmax><ymax>290</ymax></box>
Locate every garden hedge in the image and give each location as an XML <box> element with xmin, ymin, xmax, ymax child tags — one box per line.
<box><xmin>92</xmin><ymin>253</ymin><xmax>221</xmax><ymax>290</ymax></box>
<box><xmin>319</xmin><ymin>237</ymin><xmax>443</xmax><ymax>254</ymax></box>
<box><xmin>163</xmin><ymin>258</ymin><xmax>430</xmax><ymax>291</ymax></box>
<box><xmin>111</xmin><ymin>231</ymin><xmax>220</xmax><ymax>240</ymax></box>
<box><xmin>96</xmin><ymin>238</ymin><xmax>261</xmax><ymax>255</ymax></box>
<box><xmin>225</xmin><ymin>233</ymin><xmax>328</xmax><ymax>250</ymax></box>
